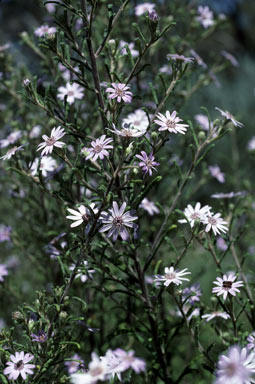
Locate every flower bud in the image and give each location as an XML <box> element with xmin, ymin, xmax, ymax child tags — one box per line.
<box><xmin>59</xmin><ymin>311</ymin><xmax>68</xmax><ymax>320</ymax></box>
<box><xmin>23</xmin><ymin>79</ymin><xmax>30</xmax><ymax>87</ymax></box>
<box><xmin>151</xmin><ymin>131</ymin><xmax>158</xmax><ymax>140</ymax></box>
<box><xmin>198</xmin><ymin>131</ymin><xmax>206</xmax><ymax>140</ymax></box>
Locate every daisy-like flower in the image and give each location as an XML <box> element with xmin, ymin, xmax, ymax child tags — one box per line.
<box><xmin>122</xmin><ymin>109</ymin><xmax>149</xmax><ymax>132</ymax></box>
<box><xmin>195</xmin><ymin>114</ymin><xmax>212</xmax><ymax>131</ymax></box>
<box><xmin>221</xmin><ymin>50</ymin><xmax>239</xmax><ymax>67</ymax></box>
<box><xmin>31</xmin><ymin>330</ymin><xmax>48</xmax><ymax>343</ymax></box>
<box><xmin>196</xmin><ymin>6</ymin><xmax>214</xmax><ymax>29</ymax></box>
<box><xmin>216</xmin><ymin>237</ymin><xmax>228</xmax><ymax>251</ymax></box>
<box><xmin>69</xmin><ymin>260</ymin><xmax>96</xmax><ymax>283</ymax></box>
<box><xmin>0</xmin><ymin>264</ymin><xmax>8</xmax><ymax>282</ymax></box>
<box><xmin>65</xmin><ymin>354</ymin><xmax>84</xmax><ymax>375</ymax></box>
<box><xmin>154</xmin><ymin>266</ymin><xmax>191</xmax><ymax>287</ymax></box>
<box><xmin>106</xmin><ymin>83</ymin><xmax>133</xmax><ymax>103</ymax></box>
<box><xmin>110</xmin><ymin>122</ymin><xmax>146</xmax><ymax>138</ymax></box>
<box><xmin>0</xmin><ymin>131</ymin><xmax>22</xmax><ymax>148</ymax></box>
<box><xmin>99</xmin><ymin>201</ymin><xmax>138</xmax><ymax>242</ymax></box>
<box><xmin>66</xmin><ymin>203</ymin><xmax>98</xmax><ymax>228</ymax></box>
<box><xmin>119</xmin><ymin>41</ymin><xmax>139</xmax><ymax>57</ymax></box>
<box><xmin>154</xmin><ymin>111</ymin><xmax>189</xmax><ymax>134</ymax></box>
<box><xmin>215</xmin><ymin>345</ymin><xmax>255</xmax><ymax>384</ymax></box>
<box><xmin>202</xmin><ymin>311</ymin><xmax>230</xmax><ymax>322</ymax></box>
<box><xmin>178</xmin><ymin>202</ymin><xmax>211</xmax><ymax>228</ymax></box>
<box><xmin>135</xmin><ymin>3</ymin><xmax>156</xmax><ymax>16</ymax></box>
<box><xmin>112</xmin><ymin>349</ymin><xmax>146</xmax><ymax>374</ymax></box>
<box><xmin>209</xmin><ymin>165</ymin><xmax>225</xmax><ymax>183</ymax></box>
<box><xmin>247</xmin><ymin>334</ymin><xmax>255</xmax><ymax>351</ymax></box>
<box><xmin>202</xmin><ymin>212</ymin><xmax>228</xmax><ymax>236</ymax></box>
<box><xmin>136</xmin><ymin>151</ymin><xmax>159</xmax><ymax>176</ymax></box>
<box><xmin>182</xmin><ymin>283</ymin><xmax>202</xmax><ymax>305</ymax></box>
<box><xmin>4</xmin><ymin>351</ymin><xmax>35</xmax><ymax>380</ymax></box>
<box><xmin>0</xmin><ymin>145</ymin><xmax>24</xmax><ymax>160</ymax></box>
<box><xmin>215</xmin><ymin>107</ymin><xmax>244</xmax><ymax>128</ymax></box>
<box><xmin>100</xmin><ymin>350</ymin><xmax>122</xmax><ymax>381</ymax></box>
<box><xmin>247</xmin><ymin>137</ymin><xmax>255</xmax><ymax>152</ymax></box>
<box><xmin>212</xmin><ymin>274</ymin><xmax>244</xmax><ymax>300</ymax></box>
<box><xmin>37</xmin><ymin>126</ymin><xmax>66</xmax><ymax>156</ymax></box>
<box><xmin>34</xmin><ymin>25</ymin><xmax>57</xmax><ymax>37</ymax></box>
<box><xmin>30</xmin><ymin>125</ymin><xmax>42</xmax><ymax>139</ymax></box>
<box><xmin>167</xmin><ymin>54</ymin><xmax>194</xmax><ymax>64</ymax></box>
<box><xmin>30</xmin><ymin>156</ymin><xmax>57</xmax><ymax>177</ymax></box>
<box><xmin>57</xmin><ymin>82</ymin><xmax>84</xmax><ymax>105</ymax></box>
<box><xmin>139</xmin><ymin>198</ymin><xmax>159</xmax><ymax>215</ymax></box>
<box><xmin>86</xmin><ymin>135</ymin><xmax>113</xmax><ymax>162</ymax></box>
<box><xmin>71</xmin><ymin>353</ymin><xmax>108</xmax><ymax>384</ymax></box>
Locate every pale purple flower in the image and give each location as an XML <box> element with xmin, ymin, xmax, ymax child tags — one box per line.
<box><xmin>209</xmin><ymin>165</ymin><xmax>225</xmax><ymax>183</ymax></box>
<box><xmin>37</xmin><ymin>126</ymin><xmax>66</xmax><ymax>155</ymax></box>
<box><xmin>217</xmin><ymin>237</ymin><xmax>228</xmax><ymax>251</ymax></box>
<box><xmin>136</xmin><ymin>151</ymin><xmax>159</xmax><ymax>176</ymax></box>
<box><xmin>69</xmin><ymin>260</ymin><xmax>95</xmax><ymax>283</ymax></box>
<box><xmin>154</xmin><ymin>266</ymin><xmax>191</xmax><ymax>287</ymax></box>
<box><xmin>215</xmin><ymin>346</ymin><xmax>255</xmax><ymax>384</ymax></box>
<box><xmin>122</xmin><ymin>109</ymin><xmax>149</xmax><ymax>132</ymax></box>
<box><xmin>30</xmin><ymin>156</ymin><xmax>57</xmax><ymax>177</ymax></box>
<box><xmin>135</xmin><ymin>3</ymin><xmax>156</xmax><ymax>16</ymax></box>
<box><xmin>106</xmin><ymin>83</ymin><xmax>133</xmax><ymax>103</ymax></box>
<box><xmin>182</xmin><ymin>283</ymin><xmax>202</xmax><ymax>305</ymax></box>
<box><xmin>31</xmin><ymin>330</ymin><xmax>48</xmax><ymax>343</ymax></box>
<box><xmin>190</xmin><ymin>49</ymin><xmax>207</xmax><ymax>69</ymax></box>
<box><xmin>215</xmin><ymin>107</ymin><xmax>244</xmax><ymax>128</ymax></box>
<box><xmin>57</xmin><ymin>82</ymin><xmax>84</xmax><ymax>105</ymax></box>
<box><xmin>71</xmin><ymin>353</ymin><xmax>108</xmax><ymax>384</ymax></box>
<box><xmin>119</xmin><ymin>41</ymin><xmax>139</xmax><ymax>57</ymax></box>
<box><xmin>212</xmin><ymin>274</ymin><xmax>244</xmax><ymax>300</ymax></box>
<box><xmin>0</xmin><ymin>131</ymin><xmax>22</xmax><ymax>148</ymax></box>
<box><xmin>154</xmin><ymin>111</ymin><xmax>189</xmax><ymax>134</ymax></box>
<box><xmin>221</xmin><ymin>50</ymin><xmax>239</xmax><ymax>67</ymax></box>
<box><xmin>148</xmin><ymin>10</ymin><xmax>159</xmax><ymax>21</ymax></box>
<box><xmin>159</xmin><ymin>64</ymin><xmax>172</xmax><ymax>74</ymax></box>
<box><xmin>110</xmin><ymin>122</ymin><xmax>147</xmax><ymax>137</ymax></box>
<box><xmin>178</xmin><ymin>202</ymin><xmax>211</xmax><ymax>228</ymax></box>
<box><xmin>202</xmin><ymin>311</ymin><xmax>230</xmax><ymax>322</ymax></box>
<box><xmin>0</xmin><ymin>145</ymin><xmax>24</xmax><ymax>160</ymax></box>
<box><xmin>112</xmin><ymin>349</ymin><xmax>146</xmax><ymax>374</ymax></box>
<box><xmin>66</xmin><ymin>203</ymin><xmax>98</xmax><ymax>228</ymax></box>
<box><xmin>176</xmin><ymin>305</ymin><xmax>200</xmax><ymax>322</ymax></box>
<box><xmin>196</xmin><ymin>6</ymin><xmax>214</xmax><ymax>29</ymax></box>
<box><xmin>0</xmin><ymin>264</ymin><xmax>8</xmax><ymax>282</ymax></box>
<box><xmin>99</xmin><ymin>202</ymin><xmax>138</xmax><ymax>241</ymax></box>
<box><xmin>86</xmin><ymin>135</ymin><xmax>113</xmax><ymax>162</ymax></box>
<box><xmin>23</xmin><ymin>78</ymin><xmax>30</xmax><ymax>86</ymax></box>
<box><xmin>100</xmin><ymin>350</ymin><xmax>122</xmax><ymax>381</ymax></box>
<box><xmin>4</xmin><ymin>351</ymin><xmax>35</xmax><ymax>380</ymax></box>
<box><xmin>167</xmin><ymin>54</ymin><xmax>194</xmax><ymax>64</ymax></box>
<box><xmin>195</xmin><ymin>114</ymin><xmax>212</xmax><ymax>131</ymax></box>
<box><xmin>247</xmin><ymin>334</ymin><xmax>255</xmax><ymax>351</ymax></box>
<box><xmin>247</xmin><ymin>137</ymin><xmax>255</xmax><ymax>152</ymax></box>
<box><xmin>29</xmin><ymin>125</ymin><xmax>42</xmax><ymax>139</ymax></box>
<box><xmin>202</xmin><ymin>212</ymin><xmax>228</xmax><ymax>236</ymax></box>
<box><xmin>65</xmin><ymin>354</ymin><xmax>84</xmax><ymax>375</ymax></box>
<box><xmin>34</xmin><ymin>25</ymin><xmax>57</xmax><ymax>37</ymax></box>
<box><xmin>0</xmin><ymin>225</ymin><xmax>12</xmax><ymax>242</ymax></box>
<box><xmin>139</xmin><ymin>198</ymin><xmax>159</xmax><ymax>215</ymax></box>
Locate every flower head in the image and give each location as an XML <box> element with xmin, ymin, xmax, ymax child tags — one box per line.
<box><xmin>212</xmin><ymin>274</ymin><xmax>244</xmax><ymax>300</ymax></box>
<box><xmin>34</xmin><ymin>25</ymin><xmax>56</xmax><ymax>37</ymax></box>
<box><xmin>37</xmin><ymin>126</ymin><xmax>66</xmax><ymax>156</ymax></box>
<box><xmin>0</xmin><ymin>225</ymin><xmax>12</xmax><ymax>242</ymax></box>
<box><xmin>215</xmin><ymin>107</ymin><xmax>244</xmax><ymax>128</ymax></box>
<box><xmin>122</xmin><ymin>109</ymin><xmax>149</xmax><ymax>132</ymax></box>
<box><xmin>30</xmin><ymin>125</ymin><xmax>42</xmax><ymax>139</ymax></box>
<box><xmin>99</xmin><ymin>202</ymin><xmax>138</xmax><ymax>241</ymax></box>
<box><xmin>154</xmin><ymin>111</ymin><xmax>189</xmax><ymax>134</ymax></box>
<box><xmin>209</xmin><ymin>165</ymin><xmax>225</xmax><ymax>183</ymax></box>
<box><xmin>196</xmin><ymin>6</ymin><xmax>214</xmax><ymax>29</ymax></box>
<box><xmin>71</xmin><ymin>353</ymin><xmax>108</xmax><ymax>384</ymax></box>
<box><xmin>247</xmin><ymin>334</ymin><xmax>255</xmax><ymax>351</ymax></box>
<box><xmin>135</xmin><ymin>3</ymin><xmax>156</xmax><ymax>16</ymax></box>
<box><xmin>202</xmin><ymin>311</ymin><xmax>230</xmax><ymax>322</ymax></box>
<box><xmin>0</xmin><ymin>264</ymin><xmax>8</xmax><ymax>282</ymax></box>
<box><xmin>57</xmin><ymin>82</ymin><xmax>84</xmax><ymax>105</ymax></box>
<box><xmin>112</xmin><ymin>349</ymin><xmax>146</xmax><ymax>374</ymax></box>
<box><xmin>215</xmin><ymin>346</ymin><xmax>255</xmax><ymax>384</ymax></box>
<box><xmin>154</xmin><ymin>266</ymin><xmax>191</xmax><ymax>287</ymax></box>
<box><xmin>202</xmin><ymin>212</ymin><xmax>228</xmax><ymax>236</ymax></box>
<box><xmin>167</xmin><ymin>54</ymin><xmax>194</xmax><ymax>64</ymax></box>
<box><xmin>139</xmin><ymin>198</ymin><xmax>159</xmax><ymax>215</ymax></box>
<box><xmin>0</xmin><ymin>131</ymin><xmax>22</xmax><ymax>148</ymax></box>
<box><xmin>106</xmin><ymin>83</ymin><xmax>133</xmax><ymax>103</ymax></box>
<box><xmin>136</xmin><ymin>151</ymin><xmax>159</xmax><ymax>176</ymax></box>
<box><xmin>178</xmin><ymin>202</ymin><xmax>211</xmax><ymax>228</ymax></box>
<box><xmin>65</xmin><ymin>354</ymin><xmax>84</xmax><ymax>375</ymax></box>
<box><xmin>4</xmin><ymin>351</ymin><xmax>35</xmax><ymax>380</ymax></box>
<box><xmin>0</xmin><ymin>145</ymin><xmax>24</xmax><ymax>160</ymax></box>
<box><xmin>216</xmin><ymin>237</ymin><xmax>228</xmax><ymax>251</ymax></box>
<box><xmin>31</xmin><ymin>330</ymin><xmax>48</xmax><ymax>343</ymax></box>
<box><xmin>182</xmin><ymin>283</ymin><xmax>202</xmax><ymax>305</ymax></box>
<box><xmin>86</xmin><ymin>135</ymin><xmax>113</xmax><ymax>162</ymax></box>
<box><xmin>119</xmin><ymin>41</ymin><xmax>139</xmax><ymax>57</ymax></box>
<box><xmin>110</xmin><ymin>121</ymin><xmax>146</xmax><ymax>138</ymax></box>
<box><xmin>66</xmin><ymin>204</ymin><xmax>98</xmax><ymax>228</ymax></box>
<box><xmin>30</xmin><ymin>156</ymin><xmax>57</xmax><ymax>177</ymax></box>
<box><xmin>195</xmin><ymin>114</ymin><xmax>212</xmax><ymax>131</ymax></box>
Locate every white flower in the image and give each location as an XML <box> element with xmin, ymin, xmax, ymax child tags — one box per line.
<box><xmin>167</xmin><ymin>54</ymin><xmax>194</xmax><ymax>64</ymax></box>
<box><xmin>100</xmin><ymin>350</ymin><xmax>122</xmax><ymax>381</ymax></box>
<box><xmin>154</xmin><ymin>111</ymin><xmax>189</xmax><ymax>134</ymax></box>
<box><xmin>106</xmin><ymin>83</ymin><xmax>133</xmax><ymax>103</ymax></box>
<box><xmin>111</xmin><ymin>349</ymin><xmax>146</xmax><ymax>374</ymax></box>
<box><xmin>215</xmin><ymin>107</ymin><xmax>244</xmax><ymax>128</ymax></box>
<box><xmin>119</xmin><ymin>41</ymin><xmax>139</xmax><ymax>57</ymax></box>
<box><xmin>247</xmin><ymin>137</ymin><xmax>255</xmax><ymax>152</ymax></box>
<box><xmin>212</xmin><ymin>274</ymin><xmax>244</xmax><ymax>300</ymax></box>
<box><xmin>135</xmin><ymin>3</ymin><xmax>156</xmax><ymax>16</ymax></box>
<box><xmin>139</xmin><ymin>198</ymin><xmax>159</xmax><ymax>216</ymax></box>
<box><xmin>37</xmin><ymin>126</ymin><xmax>66</xmax><ymax>155</ymax></box>
<box><xmin>209</xmin><ymin>165</ymin><xmax>225</xmax><ymax>183</ymax></box>
<box><xmin>4</xmin><ymin>351</ymin><xmax>35</xmax><ymax>380</ymax></box>
<box><xmin>202</xmin><ymin>311</ymin><xmax>230</xmax><ymax>322</ymax></box>
<box><xmin>30</xmin><ymin>156</ymin><xmax>57</xmax><ymax>177</ymax></box>
<box><xmin>34</xmin><ymin>25</ymin><xmax>57</xmax><ymax>37</ymax></box>
<box><xmin>86</xmin><ymin>135</ymin><xmax>113</xmax><ymax>162</ymax></box>
<box><xmin>57</xmin><ymin>82</ymin><xmax>84</xmax><ymax>105</ymax></box>
<box><xmin>154</xmin><ymin>266</ymin><xmax>191</xmax><ymax>287</ymax></box>
<box><xmin>194</xmin><ymin>114</ymin><xmax>212</xmax><ymax>131</ymax></box>
<box><xmin>99</xmin><ymin>202</ymin><xmax>138</xmax><ymax>242</ymax></box>
<box><xmin>29</xmin><ymin>125</ymin><xmax>42</xmax><ymax>139</ymax></box>
<box><xmin>71</xmin><ymin>353</ymin><xmax>108</xmax><ymax>384</ymax></box>
<box><xmin>196</xmin><ymin>6</ymin><xmax>214</xmax><ymax>29</ymax></box>
<box><xmin>122</xmin><ymin>109</ymin><xmax>149</xmax><ymax>132</ymax></box>
<box><xmin>202</xmin><ymin>212</ymin><xmax>228</xmax><ymax>236</ymax></box>
<box><xmin>0</xmin><ymin>264</ymin><xmax>8</xmax><ymax>282</ymax></box>
<box><xmin>0</xmin><ymin>145</ymin><xmax>24</xmax><ymax>160</ymax></box>
<box><xmin>109</xmin><ymin>122</ymin><xmax>146</xmax><ymax>138</ymax></box>
<box><xmin>247</xmin><ymin>334</ymin><xmax>255</xmax><ymax>351</ymax></box>
<box><xmin>66</xmin><ymin>204</ymin><xmax>98</xmax><ymax>228</ymax></box>
<box><xmin>215</xmin><ymin>346</ymin><xmax>255</xmax><ymax>384</ymax></box>
<box><xmin>0</xmin><ymin>131</ymin><xmax>22</xmax><ymax>148</ymax></box>
<box><xmin>69</xmin><ymin>261</ymin><xmax>95</xmax><ymax>283</ymax></box>
<box><xmin>178</xmin><ymin>202</ymin><xmax>211</xmax><ymax>228</ymax></box>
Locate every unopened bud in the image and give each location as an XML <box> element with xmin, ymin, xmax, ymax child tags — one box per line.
<box><xmin>198</xmin><ymin>131</ymin><xmax>206</xmax><ymax>140</ymax></box>
<box><xmin>23</xmin><ymin>79</ymin><xmax>30</xmax><ymax>87</ymax></box>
